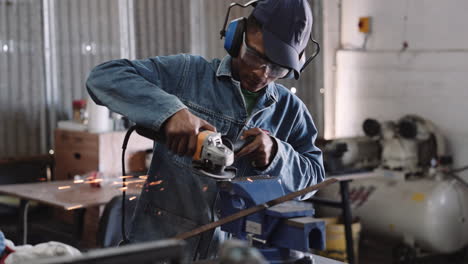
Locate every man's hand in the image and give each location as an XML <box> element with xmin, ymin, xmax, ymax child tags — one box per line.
<box><xmin>236</xmin><ymin>128</ymin><xmax>278</xmax><ymax>169</ymax></box>
<box><xmin>163</xmin><ymin>109</ymin><xmax>216</xmax><ymax>156</ymax></box>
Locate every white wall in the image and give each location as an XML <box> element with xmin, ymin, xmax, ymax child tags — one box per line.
<box><xmin>332</xmin><ymin>0</ymin><xmax>468</xmax><ymax>167</ymax></box>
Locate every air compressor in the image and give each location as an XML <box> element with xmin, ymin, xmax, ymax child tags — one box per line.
<box><xmin>317</xmin><ymin>115</ymin><xmax>468</xmax><ymax>258</ymax></box>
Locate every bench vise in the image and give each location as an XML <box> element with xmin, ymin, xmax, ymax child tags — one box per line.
<box><xmin>217</xmin><ymin>175</ymin><xmax>326</xmax><ymax>263</ymax></box>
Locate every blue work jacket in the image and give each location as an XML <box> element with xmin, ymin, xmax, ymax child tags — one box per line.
<box><xmin>86</xmin><ymin>54</ymin><xmax>325</xmax><ymax>259</ymax></box>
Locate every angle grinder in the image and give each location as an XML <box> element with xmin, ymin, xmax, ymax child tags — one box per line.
<box><xmin>118</xmin><ymin>125</ymin><xmax>238</xmax><ymax>246</ymax></box>
<box><xmin>135</xmin><ymin>126</ymin><xmax>236</xmax><ymax>180</ymax></box>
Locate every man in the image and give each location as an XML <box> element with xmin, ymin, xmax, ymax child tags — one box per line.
<box><xmin>86</xmin><ymin>0</ymin><xmax>325</xmax><ymax>259</ymax></box>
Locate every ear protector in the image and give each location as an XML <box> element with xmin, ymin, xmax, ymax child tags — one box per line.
<box><xmin>220</xmin><ymin>1</ymin><xmax>256</xmax><ymax>58</ymax></box>
<box><xmin>219</xmin><ymin>0</ymin><xmax>320</xmax><ymax>79</ymax></box>
<box><xmin>223</xmin><ymin>17</ymin><xmax>247</xmax><ymax>58</ymax></box>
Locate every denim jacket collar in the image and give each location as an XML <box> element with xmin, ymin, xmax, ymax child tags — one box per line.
<box><xmin>217</xmin><ymin>55</ymin><xmax>278</xmax><ymax>103</ymax></box>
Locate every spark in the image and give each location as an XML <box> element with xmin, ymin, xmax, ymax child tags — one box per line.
<box><xmin>136</xmin><ymin>184</ymin><xmax>143</xmax><ymax>188</ymax></box>
<box><xmin>85</xmin><ymin>179</ymin><xmax>103</xmax><ymax>184</ymax></box>
<box><xmin>246</xmin><ymin>177</ymin><xmax>253</xmax><ymax>182</ymax></box>
<box><xmin>58</xmin><ymin>186</ymin><xmax>71</xmax><ymax>190</ymax></box>
<box><xmin>160</xmin><ymin>188</ymin><xmax>165</xmax><ymax>191</ymax></box>
<box><xmin>139</xmin><ymin>175</ymin><xmax>148</xmax><ymax>180</ymax></box>
<box><xmin>149</xmin><ymin>180</ymin><xmax>163</xmax><ymax>186</ymax></box>
<box><xmin>157</xmin><ymin>211</ymin><xmax>162</xmax><ymax>216</ymax></box>
<box><xmin>202</xmin><ymin>185</ymin><xmax>208</xmax><ymax>192</ymax></box>
<box><xmin>119</xmin><ymin>176</ymin><xmax>133</xmax><ymax>179</ymax></box>
<box><xmin>66</xmin><ymin>204</ymin><xmax>83</xmax><ymax>210</ymax></box>
<box><xmin>112</xmin><ymin>179</ymin><xmax>146</xmax><ymax>186</ymax></box>
<box><xmin>119</xmin><ymin>187</ymin><xmax>128</xmax><ymax>191</ymax></box>
<box><xmin>74</xmin><ymin>179</ymin><xmax>84</xmax><ymax>184</ymax></box>
<box><xmin>129</xmin><ymin>196</ymin><xmax>137</xmax><ymax>201</ymax></box>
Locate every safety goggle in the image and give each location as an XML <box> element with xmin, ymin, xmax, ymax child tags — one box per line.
<box><xmin>239</xmin><ymin>34</ymin><xmax>290</xmax><ymax>78</ymax></box>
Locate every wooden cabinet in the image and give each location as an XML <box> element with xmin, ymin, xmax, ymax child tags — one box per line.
<box><xmin>54</xmin><ymin>129</ymin><xmax>153</xmax><ymax>181</ymax></box>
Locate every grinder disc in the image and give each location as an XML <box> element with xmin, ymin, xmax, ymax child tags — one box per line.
<box><xmin>193</xmin><ymin>166</ymin><xmax>236</xmax><ymax>181</ymax></box>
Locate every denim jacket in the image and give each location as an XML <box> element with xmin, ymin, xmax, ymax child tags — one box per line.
<box><xmin>86</xmin><ymin>54</ymin><xmax>325</xmax><ymax>259</ymax></box>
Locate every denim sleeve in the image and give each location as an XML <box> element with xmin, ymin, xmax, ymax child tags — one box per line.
<box><xmin>255</xmin><ymin>106</ymin><xmax>325</xmax><ymax>200</ymax></box>
<box><xmin>0</xmin><ymin>231</ymin><xmax>5</xmax><ymax>255</ymax></box>
<box><xmin>86</xmin><ymin>55</ymin><xmax>188</xmax><ymax>131</ymax></box>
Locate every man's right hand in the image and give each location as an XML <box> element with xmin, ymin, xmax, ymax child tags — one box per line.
<box><xmin>163</xmin><ymin>108</ymin><xmax>216</xmax><ymax>156</ymax></box>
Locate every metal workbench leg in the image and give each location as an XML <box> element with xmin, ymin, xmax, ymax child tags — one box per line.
<box><xmin>18</xmin><ymin>199</ymin><xmax>30</xmax><ymax>245</ymax></box>
<box><xmin>340</xmin><ymin>180</ymin><xmax>355</xmax><ymax>264</ymax></box>
<box><xmin>73</xmin><ymin>208</ymin><xmax>86</xmax><ymax>246</ymax></box>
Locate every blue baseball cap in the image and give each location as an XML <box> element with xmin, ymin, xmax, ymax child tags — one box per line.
<box><xmin>252</xmin><ymin>0</ymin><xmax>313</xmax><ymax>79</ymax></box>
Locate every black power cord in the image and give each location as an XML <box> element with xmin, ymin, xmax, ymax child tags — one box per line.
<box><xmin>446</xmin><ymin>164</ymin><xmax>468</xmax><ymax>189</ymax></box>
<box><xmin>447</xmin><ymin>171</ymin><xmax>468</xmax><ymax>189</ymax></box>
<box><xmin>119</xmin><ymin>125</ymin><xmax>137</xmax><ymax>245</ymax></box>
<box><xmin>451</xmin><ymin>165</ymin><xmax>468</xmax><ymax>174</ymax></box>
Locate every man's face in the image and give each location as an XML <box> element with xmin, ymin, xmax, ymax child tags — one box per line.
<box><xmin>235</xmin><ymin>31</ymin><xmax>289</xmax><ymax>93</ymax></box>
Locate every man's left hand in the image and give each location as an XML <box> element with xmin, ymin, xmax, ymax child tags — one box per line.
<box><xmin>236</xmin><ymin>128</ymin><xmax>278</xmax><ymax>169</ymax></box>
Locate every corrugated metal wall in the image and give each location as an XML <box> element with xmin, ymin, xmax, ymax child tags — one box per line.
<box><xmin>0</xmin><ymin>0</ymin><xmax>129</xmax><ymax>159</ymax></box>
<box><xmin>1</xmin><ymin>0</ymin><xmax>323</xmax><ymax>158</ymax></box>
<box><xmin>0</xmin><ymin>0</ymin><xmax>47</xmax><ymax>158</ymax></box>
<box><xmin>52</xmin><ymin>0</ymin><xmax>122</xmax><ymax>121</ymax></box>
<box><xmin>134</xmin><ymin>0</ymin><xmax>191</xmax><ymax>58</ymax></box>
<box><xmin>190</xmin><ymin>0</ymin><xmax>251</xmax><ymax>59</ymax></box>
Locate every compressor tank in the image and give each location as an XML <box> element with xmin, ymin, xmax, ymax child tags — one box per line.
<box><xmin>317</xmin><ymin>171</ymin><xmax>468</xmax><ymax>253</ymax></box>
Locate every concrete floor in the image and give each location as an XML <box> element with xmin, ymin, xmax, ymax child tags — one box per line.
<box><xmin>359</xmin><ymin>232</ymin><xmax>468</xmax><ymax>264</ymax></box>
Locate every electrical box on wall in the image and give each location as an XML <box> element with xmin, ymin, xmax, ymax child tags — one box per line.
<box><xmin>358</xmin><ymin>17</ymin><xmax>371</xmax><ymax>33</ymax></box>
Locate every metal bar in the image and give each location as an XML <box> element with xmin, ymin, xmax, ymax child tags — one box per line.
<box><xmin>19</xmin><ymin>199</ymin><xmax>30</xmax><ymax>244</ymax></box>
<box><xmin>0</xmin><ymin>0</ymin><xmax>8</xmax><ymax>156</ymax></box>
<box><xmin>340</xmin><ymin>180</ymin><xmax>355</xmax><ymax>264</ymax></box>
<box><xmin>73</xmin><ymin>208</ymin><xmax>87</xmax><ymax>246</ymax></box>
<box><xmin>43</xmin><ymin>0</ymin><xmax>58</xmax><ymax>149</ymax></box>
<box><xmin>174</xmin><ymin>178</ymin><xmax>338</xmax><ymax>240</ymax></box>
<box><xmin>8</xmin><ymin>0</ymin><xmax>19</xmax><ymax>156</ymax></box>
<box><xmin>17</xmin><ymin>0</ymin><xmax>28</xmax><ymax>156</ymax></box>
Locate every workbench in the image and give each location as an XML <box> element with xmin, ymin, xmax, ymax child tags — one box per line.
<box><xmin>0</xmin><ymin>179</ymin><xmax>140</xmax><ymax>246</ymax></box>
